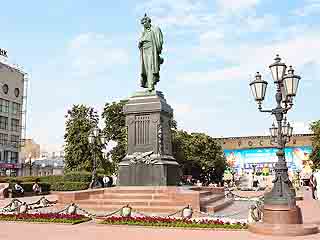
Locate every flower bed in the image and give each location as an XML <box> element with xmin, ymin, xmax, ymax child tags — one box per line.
<box><xmin>0</xmin><ymin>213</ymin><xmax>91</xmax><ymax>224</ymax></box>
<box><xmin>99</xmin><ymin>216</ymin><xmax>247</xmax><ymax>230</ymax></box>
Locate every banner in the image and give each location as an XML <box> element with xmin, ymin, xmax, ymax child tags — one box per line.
<box><xmin>224</xmin><ymin>146</ymin><xmax>312</xmax><ymax>172</ymax></box>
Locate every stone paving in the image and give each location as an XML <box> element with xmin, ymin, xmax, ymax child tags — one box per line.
<box><xmin>0</xmin><ymin>189</ymin><xmax>319</xmax><ymax>239</ymax></box>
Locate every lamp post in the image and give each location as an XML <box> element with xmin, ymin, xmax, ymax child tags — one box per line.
<box><xmin>249</xmin><ymin>54</ymin><xmax>301</xmax><ymax>224</ymax></box>
<box><xmin>25</xmin><ymin>153</ymin><xmax>34</xmax><ymax>176</ymax></box>
<box><xmin>88</xmin><ymin>127</ymin><xmax>106</xmax><ymax>189</ymax></box>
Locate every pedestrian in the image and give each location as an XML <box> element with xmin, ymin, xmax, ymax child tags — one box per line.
<box><xmin>103</xmin><ymin>175</ymin><xmax>110</xmax><ymax>188</ymax></box>
<box><xmin>310</xmin><ymin>172</ymin><xmax>317</xmax><ymax>199</ymax></box>
<box><xmin>313</xmin><ymin>169</ymin><xmax>320</xmax><ymax>200</ymax></box>
<box><xmin>32</xmin><ymin>181</ymin><xmax>41</xmax><ymax>195</ymax></box>
<box><xmin>14</xmin><ymin>182</ymin><xmax>24</xmax><ymax>196</ymax></box>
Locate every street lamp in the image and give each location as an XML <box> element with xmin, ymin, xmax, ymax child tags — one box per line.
<box><xmin>88</xmin><ymin>127</ymin><xmax>106</xmax><ymax>189</ymax></box>
<box><xmin>25</xmin><ymin>153</ymin><xmax>35</xmax><ymax>176</ymax></box>
<box><xmin>249</xmin><ymin>54</ymin><xmax>302</xmax><ymax>224</ymax></box>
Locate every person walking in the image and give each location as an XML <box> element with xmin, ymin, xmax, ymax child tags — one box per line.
<box><xmin>313</xmin><ymin>169</ymin><xmax>320</xmax><ymax>200</ymax></box>
<box><xmin>309</xmin><ymin>172</ymin><xmax>317</xmax><ymax>200</ymax></box>
<box><xmin>103</xmin><ymin>175</ymin><xmax>110</xmax><ymax>188</ymax></box>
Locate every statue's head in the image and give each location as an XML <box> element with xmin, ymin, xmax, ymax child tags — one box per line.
<box><xmin>141</xmin><ymin>13</ymin><xmax>152</xmax><ymax>29</ymax></box>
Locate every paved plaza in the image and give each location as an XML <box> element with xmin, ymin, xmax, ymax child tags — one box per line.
<box><xmin>0</xmin><ymin>188</ymin><xmax>319</xmax><ymax>239</ymax></box>
<box><xmin>0</xmin><ymin>219</ymin><xmax>319</xmax><ymax>240</ymax></box>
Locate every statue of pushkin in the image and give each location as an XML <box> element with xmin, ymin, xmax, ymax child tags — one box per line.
<box><xmin>138</xmin><ymin>14</ymin><xmax>164</xmax><ymax>91</ymax></box>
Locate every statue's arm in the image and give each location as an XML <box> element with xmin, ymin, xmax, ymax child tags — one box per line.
<box><xmin>138</xmin><ymin>32</ymin><xmax>144</xmax><ymax>49</ymax></box>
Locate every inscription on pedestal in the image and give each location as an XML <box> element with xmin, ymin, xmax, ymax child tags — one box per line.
<box><xmin>135</xmin><ymin>115</ymin><xmax>150</xmax><ymax>145</ymax></box>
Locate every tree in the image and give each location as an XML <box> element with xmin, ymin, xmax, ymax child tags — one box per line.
<box><xmin>102</xmin><ymin>100</ymin><xmax>128</xmax><ymax>171</ymax></box>
<box><xmin>64</xmin><ymin>104</ymin><xmax>107</xmax><ymax>172</ymax></box>
<box><xmin>310</xmin><ymin>120</ymin><xmax>320</xmax><ymax>170</ymax></box>
<box><xmin>172</xmin><ymin>130</ymin><xmax>226</xmax><ymax>183</ymax></box>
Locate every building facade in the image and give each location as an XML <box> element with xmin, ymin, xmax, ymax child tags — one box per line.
<box><xmin>20</xmin><ymin>138</ymin><xmax>41</xmax><ymax>161</ymax></box>
<box><xmin>0</xmin><ymin>57</ymin><xmax>27</xmax><ymax>176</ymax></box>
<box><xmin>20</xmin><ymin>158</ymin><xmax>64</xmax><ymax>177</ymax></box>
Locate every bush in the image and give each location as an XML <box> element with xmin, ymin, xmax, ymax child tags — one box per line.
<box><xmin>0</xmin><ymin>176</ymin><xmax>41</xmax><ymax>184</ymax></box>
<box><xmin>63</xmin><ymin>171</ymin><xmax>92</xmax><ymax>183</ymax></box>
<box><xmin>0</xmin><ymin>176</ymin><xmax>10</xmax><ymax>183</ymax></box>
<box><xmin>50</xmin><ymin>182</ymin><xmax>89</xmax><ymax>191</ymax></box>
<box><xmin>39</xmin><ymin>175</ymin><xmax>64</xmax><ymax>183</ymax></box>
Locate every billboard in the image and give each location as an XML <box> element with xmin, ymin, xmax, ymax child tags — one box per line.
<box><xmin>224</xmin><ymin>146</ymin><xmax>312</xmax><ymax>172</ymax></box>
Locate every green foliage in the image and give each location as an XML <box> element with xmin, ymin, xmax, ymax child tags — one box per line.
<box><xmin>172</xmin><ymin>130</ymin><xmax>226</xmax><ymax>183</ymax></box>
<box><xmin>102</xmin><ymin>100</ymin><xmax>128</xmax><ymax>172</ymax></box>
<box><xmin>0</xmin><ymin>176</ymin><xmax>40</xmax><ymax>184</ymax></box>
<box><xmin>310</xmin><ymin>120</ymin><xmax>320</xmax><ymax>170</ymax></box>
<box><xmin>64</xmin><ymin>104</ymin><xmax>110</xmax><ymax>172</ymax></box>
<box><xmin>38</xmin><ymin>175</ymin><xmax>64</xmax><ymax>183</ymax></box>
<box><xmin>63</xmin><ymin>171</ymin><xmax>92</xmax><ymax>183</ymax></box>
<box><xmin>50</xmin><ymin>182</ymin><xmax>89</xmax><ymax>191</ymax></box>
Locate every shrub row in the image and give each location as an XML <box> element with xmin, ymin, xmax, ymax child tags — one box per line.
<box><xmin>50</xmin><ymin>182</ymin><xmax>89</xmax><ymax>191</ymax></box>
<box><xmin>0</xmin><ymin>171</ymin><xmax>96</xmax><ymax>191</ymax></box>
<box><xmin>0</xmin><ymin>171</ymin><xmax>93</xmax><ymax>184</ymax></box>
<box><xmin>63</xmin><ymin>171</ymin><xmax>92</xmax><ymax>183</ymax></box>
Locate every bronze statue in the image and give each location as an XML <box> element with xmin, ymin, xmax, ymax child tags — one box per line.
<box><xmin>138</xmin><ymin>14</ymin><xmax>164</xmax><ymax>91</ymax></box>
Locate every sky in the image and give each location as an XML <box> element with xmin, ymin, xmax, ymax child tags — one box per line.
<box><xmin>0</xmin><ymin>0</ymin><xmax>319</xmax><ymax>152</ymax></box>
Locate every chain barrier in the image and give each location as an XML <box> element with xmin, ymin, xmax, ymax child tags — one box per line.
<box><xmin>95</xmin><ymin>206</ymin><xmax>126</xmax><ymax>218</ymax></box>
<box><xmin>195</xmin><ymin>208</ymin><xmax>250</xmax><ymax>219</ymax></box>
<box><xmin>225</xmin><ymin>188</ymin><xmax>264</xmax><ymax>202</ymax></box>
<box><xmin>131</xmin><ymin>208</ymin><xmax>182</xmax><ymax>218</ymax></box>
<box><xmin>0</xmin><ymin>189</ymin><xmax>264</xmax><ymax>222</ymax></box>
<box><xmin>0</xmin><ymin>196</ymin><xmax>58</xmax><ymax>214</ymax></box>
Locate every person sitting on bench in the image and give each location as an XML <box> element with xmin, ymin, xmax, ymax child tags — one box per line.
<box><xmin>14</xmin><ymin>182</ymin><xmax>24</xmax><ymax>195</ymax></box>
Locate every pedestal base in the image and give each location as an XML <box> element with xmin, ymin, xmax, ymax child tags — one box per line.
<box><xmin>263</xmin><ymin>205</ymin><xmax>303</xmax><ymax>224</ymax></box>
<box><xmin>248</xmin><ymin>223</ymin><xmax>318</xmax><ymax>236</ymax></box>
<box><xmin>118</xmin><ymin>160</ymin><xmax>179</xmax><ymax>186</ymax></box>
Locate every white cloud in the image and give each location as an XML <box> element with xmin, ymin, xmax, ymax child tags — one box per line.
<box><xmin>216</xmin><ymin>0</ymin><xmax>260</xmax><ymax>13</ymax></box>
<box><xmin>291</xmin><ymin>121</ymin><xmax>313</xmax><ymax>134</ymax></box>
<box><xmin>67</xmin><ymin>33</ymin><xmax>129</xmax><ymax>77</ymax></box>
<box><xmin>244</xmin><ymin>14</ymin><xmax>277</xmax><ymax>32</ymax></box>
<box><xmin>177</xmin><ymin>65</ymin><xmax>252</xmax><ymax>83</ymax></box>
<box><xmin>294</xmin><ymin>0</ymin><xmax>320</xmax><ymax>16</ymax></box>
<box><xmin>171</xmin><ymin>102</ymin><xmax>193</xmax><ymax>115</ymax></box>
<box><xmin>185</xmin><ymin>30</ymin><xmax>320</xmax><ymax>84</ymax></box>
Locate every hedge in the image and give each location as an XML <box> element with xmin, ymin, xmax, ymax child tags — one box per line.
<box><xmin>50</xmin><ymin>182</ymin><xmax>89</xmax><ymax>191</ymax></box>
<box><xmin>63</xmin><ymin>172</ymin><xmax>92</xmax><ymax>183</ymax></box>
<box><xmin>0</xmin><ymin>171</ymin><xmax>95</xmax><ymax>192</ymax></box>
<box><xmin>38</xmin><ymin>175</ymin><xmax>64</xmax><ymax>183</ymax></box>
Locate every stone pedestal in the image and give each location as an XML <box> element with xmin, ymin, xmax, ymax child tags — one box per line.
<box><xmin>263</xmin><ymin>205</ymin><xmax>303</xmax><ymax>224</ymax></box>
<box><xmin>118</xmin><ymin>91</ymin><xmax>179</xmax><ymax>186</ymax></box>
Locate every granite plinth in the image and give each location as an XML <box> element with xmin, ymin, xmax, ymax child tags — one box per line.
<box><xmin>118</xmin><ymin>156</ymin><xmax>179</xmax><ymax>186</ymax></box>
<box><xmin>248</xmin><ymin>223</ymin><xmax>318</xmax><ymax>236</ymax></box>
<box><xmin>263</xmin><ymin>205</ymin><xmax>303</xmax><ymax>224</ymax></box>
<box><xmin>118</xmin><ymin>91</ymin><xmax>179</xmax><ymax>186</ymax></box>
